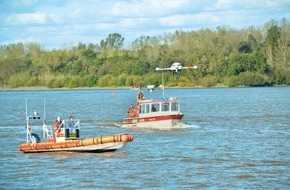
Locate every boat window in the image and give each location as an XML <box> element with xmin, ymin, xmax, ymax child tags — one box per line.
<box><xmin>139</xmin><ymin>104</ymin><xmax>150</xmax><ymax>114</ymax></box>
<box><xmin>171</xmin><ymin>102</ymin><xmax>179</xmax><ymax>111</ymax></box>
<box><xmin>145</xmin><ymin>104</ymin><xmax>150</xmax><ymax>113</ymax></box>
<box><xmin>151</xmin><ymin>103</ymin><xmax>159</xmax><ymax>112</ymax></box>
<box><xmin>139</xmin><ymin>105</ymin><xmax>144</xmax><ymax>114</ymax></box>
<box><xmin>161</xmin><ymin>103</ymin><xmax>169</xmax><ymax>111</ymax></box>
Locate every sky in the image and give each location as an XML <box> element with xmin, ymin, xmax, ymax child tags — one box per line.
<box><xmin>0</xmin><ymin>0</ymin><xmax>289</xmax><ymax>50</ymax></box>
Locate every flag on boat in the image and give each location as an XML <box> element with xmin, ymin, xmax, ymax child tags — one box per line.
<box><xmin>111</xmin><ymin>89</ymin><xmax>116</xmax><ymax>98</ymax></box>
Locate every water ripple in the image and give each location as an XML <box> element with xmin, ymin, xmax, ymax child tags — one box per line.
<box><xmin>0</xmin><ymin>88</ymin><xmax>289</xmax><ymax>189</ymax></box>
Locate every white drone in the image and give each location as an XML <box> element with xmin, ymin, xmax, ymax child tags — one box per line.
<box><xmin>156</xmin><ymin>62</ymin><xmax>198</xmax><ymax>72</ymax></box>
<box><xmin>156</xmin><ymin>62</ymin><xmax>198</xmax><ymax>78</ymax></box>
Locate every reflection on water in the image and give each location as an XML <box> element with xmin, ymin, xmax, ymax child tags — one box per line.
<box><xmin>0</xmin><ymin>87</ymin><xmax>289</xmax><ymax>189</ymax></box>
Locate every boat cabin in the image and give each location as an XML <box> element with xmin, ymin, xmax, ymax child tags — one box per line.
<box><xmin>138</xmin><ymin>98</ymin><xmax>181</xmax><ymax>115</ymax></box>
<box><xmin>127</xmin><ymin>97</ymin><xmax>181</xmax><ymax>118</ymax></box>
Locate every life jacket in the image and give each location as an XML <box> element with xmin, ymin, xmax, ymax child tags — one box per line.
<box><xmin>53</xmin><ymin>121</ymin><xmax>62</xmax><ymax>133</ymax></box>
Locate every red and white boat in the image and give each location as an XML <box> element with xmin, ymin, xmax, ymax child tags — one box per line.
<box><xmin>122</xmin><ymin>63</ymin><xmax>197</xmax><ymax>129</ymax></box>
<box><xmin>122</xmin><ymin>81</ymin><xmax>183</xmax><ymax>129</ymax></box>
<box><xmin>122</xmin><ymin>86</ymin><xmax>184</xmax><ymax>129</ymax></box>
<box><xmin>19</xmin><ymin>100</ymin><xmax>134</xmax><ymax>153</ymax></box>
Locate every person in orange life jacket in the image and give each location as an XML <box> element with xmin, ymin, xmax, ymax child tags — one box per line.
<box><xmin>128</xmin><ymin>104</ymin><xmax>137</xmax><ymax>117</ymax></box>
<box><xmin>54</xmin><ymin>116</ymin><xmax>63</xmax><ymax>133</ymax></box>
<box><xmin>127</xmin><ymin>104</ymin><xmax>134</xmax><ymax>114</ymax></box>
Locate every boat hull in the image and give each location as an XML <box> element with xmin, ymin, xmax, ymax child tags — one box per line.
<box><xmin>122</xmin><ymin>114</ymin><xmax>183</xmax><ymax>129</ymax></box>
<box><xmin>19</xmin><ymin>134</ymin><xmax>133</xmax><ymax>153</ymax></box>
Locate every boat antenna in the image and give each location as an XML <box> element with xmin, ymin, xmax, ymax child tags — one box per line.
<box><xmin>25</xmin><ymin>98</ymin><xmax>28</xmax><ymax>119</ymax></box>
<box><xmin>43</xmin><ymin>99</ymin><xmax>46</xmax><ymax>124</ymax></box>
<box><xmin>162</xmin><ymin>70</ymin><xmax>165</xmax><ymax>99</ymax></box>
<box><xmin>156</xmin><ymin>68</ymin><xmax>167</xmax><ymax>99</ymax></box>
<box><xmin>25</xmin><ymin>98</ymin><xmax>29</xmax><ymax>143</ymax></box>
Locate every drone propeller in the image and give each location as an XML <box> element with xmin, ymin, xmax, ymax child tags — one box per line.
<box><xmin>183</xmin><ymin>65</ymin><xmax>198</xmax><ymax>69</ymax></box>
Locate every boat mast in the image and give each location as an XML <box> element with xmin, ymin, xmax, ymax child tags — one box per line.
<box><xmin>162</xmin><ymin>70</ymin><xmax>165</xmax><ymax>99</ymax></box>
<box><xmin>26</xmin><ymin>98</ymin><xmax>28</xmax><ymax>142</ymax></box>
<box><xmin>25</xmin><ymin>98</ymin><xmax>28</xmax><ymax>119</ymax></box>
<box><xmin>43</xmin><ymin>99</ymin><xmax>46</xmax><ymax>124</ymax></box>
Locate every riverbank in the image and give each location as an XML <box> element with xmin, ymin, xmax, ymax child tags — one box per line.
<box><xmin>0</xmin><ymin>84</ymin><xmax>288</xmax><ymax>92</ymax></box>
<box><xmin>0</xmin><ymin>86</ymin><xmax>129</xmax><ymax>92</ymax></box>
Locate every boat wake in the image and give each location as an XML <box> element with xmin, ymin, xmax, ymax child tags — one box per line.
<box><xmin>97</xmin><ymin>120</ymin><xmax>122</xmax><ymax>128</ymax></box>
<box><xmin>122</xmin><ymin>122</ymin><xmax>201</xmax><ymax>131</ymax></box>
<box><xmin>172</xmin><ymin>122</ymin><xmax>201</xmax><ymax>129</ymax></box>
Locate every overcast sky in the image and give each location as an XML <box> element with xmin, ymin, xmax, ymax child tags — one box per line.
<box><xmin>0</xmin><ymin>0</ymin><xmax>289</xmax><ymax>49</ymax></box>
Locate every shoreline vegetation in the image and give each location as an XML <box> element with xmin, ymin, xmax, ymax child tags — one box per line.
<box><xmin>0</xmin><ymin>84</ymin><xmax>288</xmax><ymax>92</ymax></box>
<box><xmin>1</xmin><ymin>18</ymin><xmax>289</xmax><ymax>89</ymax></box>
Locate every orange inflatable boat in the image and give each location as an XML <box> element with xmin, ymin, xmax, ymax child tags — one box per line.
<box><xmin>19</xmin><ymin>133</ymin><xmax>134</xmax><ymax>153</ymax></box>
<box><xmin>19</xmin><ymin>101</ymin><xmax>133</xmax><ymax>153</ymax></box>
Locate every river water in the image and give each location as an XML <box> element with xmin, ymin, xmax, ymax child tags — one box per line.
<box><xmin>0</xmin><ymin>87</ymin><xmax>289</xmax><ymax>189</ymax></box>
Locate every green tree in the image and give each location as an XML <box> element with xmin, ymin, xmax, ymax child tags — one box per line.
<box><xmin>1</xmin><ymin>18</ymin><xmax>289</xmax><ymax>88</ymax></box>
<box><xmin>100</xmin><ymin>33</ymin><xmax>124</xmax><ymax>50</ymax></box>
<box><xmin>264</xmin><ymin>24</ymin><xmax>280</xmax><ymax>69</ymax></box>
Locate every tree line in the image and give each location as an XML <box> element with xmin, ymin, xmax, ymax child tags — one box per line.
<box><xmin>0</xmin><ymin>18</ymin><xmax>289</xmax><ymax>88</ymax></box>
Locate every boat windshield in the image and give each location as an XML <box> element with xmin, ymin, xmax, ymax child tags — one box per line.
<box><xmin>151</xmin><ymin>103</ymin><xmax>159</xmax><ymax>112</ymax></box>
<box><xmin>171</xmin><ymin>102</ymin><xmax>179</xmax><ymax>111</ymax></box>
<box><xmin>161</xmin><ymin>103</ymin><xmax>170</xmax><ymax>111</ymax></box>
<box><xmin>139</xmin><ymin>104</ymin><xmax>150</xmax><ymax>114</ymax></box>
<box><xmin>138</xmin><ymin>100</ymin><xmax>180</xmax><ymax>115</ymax></box>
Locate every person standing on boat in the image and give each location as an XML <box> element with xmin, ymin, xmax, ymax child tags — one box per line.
<box><xmin>127</xmin><ymin>104</ymin><xmax>136</xmax><ymax>117</ymax></box>
<box><xmin>127</xmin><ymin>105</ymin><xmax>134</xmax><ymax>114</ymax></box>
<box><xmin>137</xmin><ymin>92</ymin><xmax>145</xmax><ymax>101</ymax></box>
<box><xmin>66</xmin><ymin>116</ymin><xmax>75</xmax><ymax>128</ymax></box>
<box><xmin>53</xmin><ymin>116</ymin><xmax>63</xmax><ymax>133</ymax></box>
<box><xmin>65</xmin><ymin>116</ymin><xmax>76</xmax><ymax>138</ymax></box>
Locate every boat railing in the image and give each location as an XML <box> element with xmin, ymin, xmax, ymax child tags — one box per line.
<box><xmin>26</xmin><ymin>115</ymin><xmax>42</xmax><ymax>143</ymax></box>
<box><xmin>42</xmin><ymin>123</ymin><xmax>53</xmax><ymax>139</ymax></box>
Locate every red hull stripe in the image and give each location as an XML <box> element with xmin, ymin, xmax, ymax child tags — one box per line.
<box><xmin>123</xmin><ymin>114</ymin><xmax>183</xmax><ymax>124</ymax></box>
